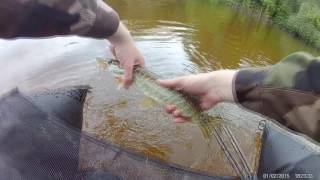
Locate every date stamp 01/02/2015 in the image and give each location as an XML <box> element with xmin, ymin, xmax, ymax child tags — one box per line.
<box><xmin>262</xmin><ymin>173</ymin><xmax>315</xmax><ymax>179</ymax></box>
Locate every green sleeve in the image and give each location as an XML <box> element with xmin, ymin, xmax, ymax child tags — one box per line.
<box><xmin>234</xmin><ymin>52</ymin><xmax>320</xmax><ymax>142</ymax></box>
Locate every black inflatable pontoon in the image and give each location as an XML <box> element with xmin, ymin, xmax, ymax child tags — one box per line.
<box><xmin>0</xmin><ymin>87</ymin><xmax>319</xmax><ymax>180</ymax></box>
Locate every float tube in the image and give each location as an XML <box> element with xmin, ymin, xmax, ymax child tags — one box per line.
<box><xmin>0</xmin><ymin>87</ymin><xmax>318</xmax><ymax>179</ymax></box>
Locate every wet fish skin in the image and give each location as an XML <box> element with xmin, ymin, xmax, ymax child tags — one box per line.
<box><xmin>99</xmin><ymin>58</ymin><xmax>222</xmax><ymax>138</ymax></box>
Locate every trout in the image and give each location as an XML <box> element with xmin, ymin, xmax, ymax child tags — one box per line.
<box><xmin>97</xmin><ymin>58</ymin><xmax>223</xmax><ymax>139</ymax></box>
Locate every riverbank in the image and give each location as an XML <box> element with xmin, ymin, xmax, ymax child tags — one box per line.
<box><xmin>211</xmin><ymin>0</ymin><xmax>320</xmax><ymax>50</ymax></box>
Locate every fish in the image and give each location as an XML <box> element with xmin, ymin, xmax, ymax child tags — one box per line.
<box><xmin>97</xmin><ymin>58</ymin><xmax>223</xmax><ymax>139</ymax></box>
<box><xmin>97</xmin><ymin>58</ymin><xmax>255</xmax><ymax>176</ymax></box>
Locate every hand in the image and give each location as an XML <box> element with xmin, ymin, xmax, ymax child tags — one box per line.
<box><xmin>110</xmin><ymin>42</ymin><xmax>145</xmax><ymax>88</ymax></box>
<box><xmin>108</xmin><ymin>22</ymin><xmax>145</xmax><ymax>89</ymax></box>
<box><xmin>158</xmin><ymin>70</ymin><xmax>236</xmax><ymax>123</ymax></box>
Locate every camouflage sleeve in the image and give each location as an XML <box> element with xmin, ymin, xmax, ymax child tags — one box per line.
<box><xmin>0</xmin><ymin>0</ymin><xmax>119</xmax><ymax>38</ymax></box>
<box><xmin>234</xmin><ymin>52</ymin><xmax>320</xmax><ymax>142</ymax></box>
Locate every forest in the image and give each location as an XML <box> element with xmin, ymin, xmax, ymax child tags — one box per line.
<box><xmin>211</xmin><ymin>0</ymin><xmax>320</xmax><ymax>49</ymax></box>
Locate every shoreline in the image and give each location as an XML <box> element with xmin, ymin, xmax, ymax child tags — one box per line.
<box><xmin>213</xmin><ymin>0</ymin><xmax>320</xmax><ymax>51</ymax></box>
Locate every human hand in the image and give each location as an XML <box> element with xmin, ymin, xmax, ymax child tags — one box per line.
<box><xmin>108</xmin><ymin>23</ymin><xmax>145</xmax><ymax>89</ymax></box>
<box><xmin>158</xmin><ymin>70</ymin><xmax>236</xmax><ymax>123</ymax></box>
<box><xmin>110</xmin><ymin>42</ymin><xmax>145</xmax><ymax>88</ymax></box>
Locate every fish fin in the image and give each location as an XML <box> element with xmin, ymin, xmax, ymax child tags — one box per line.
<box><xmin>139</xmin><ymin>97</ymin><xmax>157</xmax><ymax>109</ymax></box>
<box><xmin>199</xmin><ymin>116</ymin><xmax>224</xmax><ymax>139</ymax></box>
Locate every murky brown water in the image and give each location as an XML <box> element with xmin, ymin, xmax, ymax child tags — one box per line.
<box><xmin>0</xmin><ymin>0</ymin><xmax>319</xmax><ymax>178</ymax></box>
<box><xmin>108</xmin><ymin>0</ymin><xmax>318</xmax><ymax>71</ymax></box>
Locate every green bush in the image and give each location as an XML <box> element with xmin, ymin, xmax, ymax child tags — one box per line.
<box><xmin>286</xmin><ymin>2</ymin><xmax>320</xmax><ymax>46</ymax></box>
<box><xmin>217</xmin><ymin>0</ymin><xmax>320</xmax><ymax>49</ymax></box>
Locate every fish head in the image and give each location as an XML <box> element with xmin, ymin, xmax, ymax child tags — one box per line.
<box><xmin>107</xmin><ymin>59</ymin><xmax>124</xmax><ymax>75</ymax></box>
<box><xmin>108</xmin><ymin>60</ymin><xmax>126</xmax><ymax>89</ymax></box>
<box><xmin>97</xmin><ymin>58</ymin><xmax>125</xmax><ymax>89</ymax></box>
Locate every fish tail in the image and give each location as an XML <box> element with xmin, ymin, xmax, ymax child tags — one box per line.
<box><xmin>198</xmin><ymin>117</ymin><xmax>223</xmax><ymax>139</ymax></box>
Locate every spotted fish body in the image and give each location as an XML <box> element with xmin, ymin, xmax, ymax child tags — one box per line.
<box><xmin>99</xmin><ymin>58</ymin><xmax>222</xmax><ymax>138</ymax></box>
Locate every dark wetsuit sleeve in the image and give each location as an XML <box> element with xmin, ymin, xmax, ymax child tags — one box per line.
<box><xmin>234</xmin><ymin>52</ymin><xmax>320</xmax><ymax>142</ymax></box>
<box><xmin>0</xmin><ymin>0</ymin><xmax>119</xmax><ymax>39</ymax></box>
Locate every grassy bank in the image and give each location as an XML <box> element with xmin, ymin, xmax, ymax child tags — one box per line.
<box><xmin>210</xmin><ymin>0</ymin><xmax>320</xmax><ymax>49</ymax></box>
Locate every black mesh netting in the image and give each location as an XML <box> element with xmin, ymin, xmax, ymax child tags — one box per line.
<box><xmin>0</xmin><ymin>87</ymin><xmax>232</xmax><ymax>180</ymax></box>
<box><xmin>0</xmin><ymin>86</ymin><xmax>319</xmax><ymax>180</ymax></box>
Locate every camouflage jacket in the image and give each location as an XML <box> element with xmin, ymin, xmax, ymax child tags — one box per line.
<box><xmin>234</xmin><ymin>52</ymin><xmax>320</xmax><ymax>142</ymax></box>
<box><xmin>0</xmin><ymin>0</ymin><xmax>119</xmax><ymax>38</ymax></box>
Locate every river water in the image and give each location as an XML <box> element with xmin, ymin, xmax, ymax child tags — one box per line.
<box><xmin>0</xmin><ymin>0</ymin><xmax>318</xmax><ymax>178</ymax></box>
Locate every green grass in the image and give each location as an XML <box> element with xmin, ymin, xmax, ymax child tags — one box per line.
<box><xmin>211</xmin><ymin>0</ymin><xmax>320</xmax><ymax>49</ymax></box>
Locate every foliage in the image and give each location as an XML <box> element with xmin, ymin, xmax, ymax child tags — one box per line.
<box><xmin>215</xmin><ymin>0</ymin><xmax>320</xmax><ymax>49</ymax></box>
<box><xmin>286</xmin><ymin>2</ymin><xmax>320</xmax><ymax>47</ymax></box>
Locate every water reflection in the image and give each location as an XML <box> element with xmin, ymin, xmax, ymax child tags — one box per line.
<box><xmin>109</xmin><ymin>0</ymin><xmax>318</xmax><ymax>71</ymax></box>
<box><xmin>0</xmin><ymin>37</ymin><xmax>107</xmax><ymax>94</ymax></box>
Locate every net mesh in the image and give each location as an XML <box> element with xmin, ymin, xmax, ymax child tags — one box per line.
<box><xmin>1</xmin><ymin>86</ymin><xmax>318</xmax><ymax>180</ymax></box>
<box><xmin>0</xmin><ymin>87</ymin><xmax>232</xmax><ymax>180</ymax></box>
<box><xmin>81</xmin><ymin>70</ymin><xmax>266</xmax><ymax>179</ymax></box>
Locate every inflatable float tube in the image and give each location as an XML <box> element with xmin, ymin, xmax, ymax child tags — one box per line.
<box><xmin>0</xmin><ymin>87</ymin><xmax>319</xmax><ymax>179</ymax></box>
<box><xmin>258</xmin><ymin>122</ymin><xmax>320</xmax><ymax>179</ymax></box>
